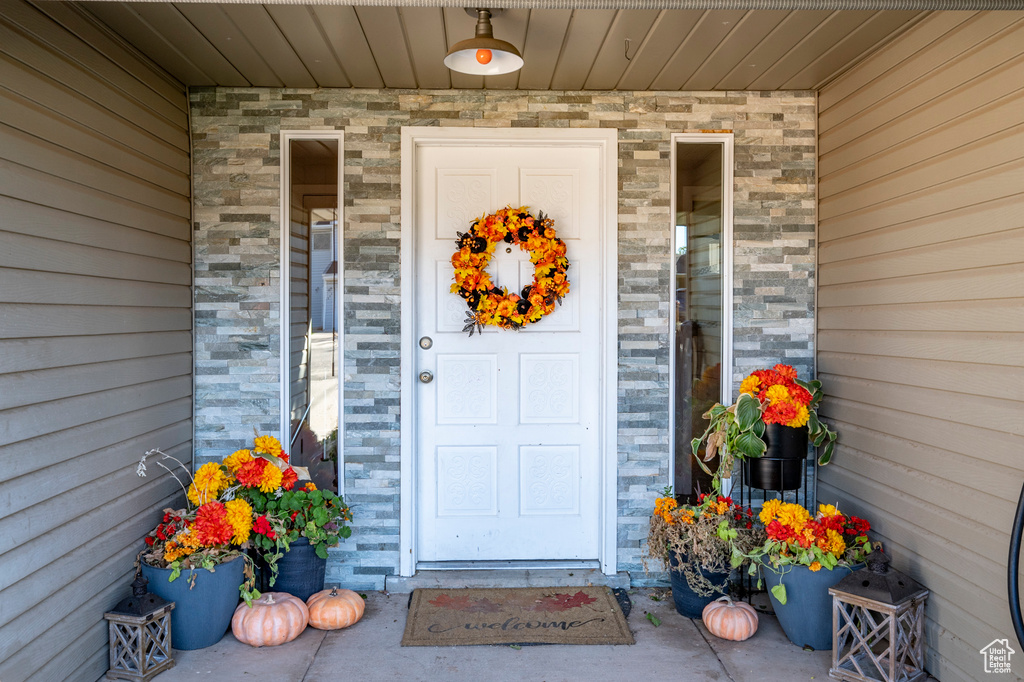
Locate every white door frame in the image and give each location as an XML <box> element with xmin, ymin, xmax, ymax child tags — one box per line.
<box><xmin>667</xmin><ymin>132</ymin><xmax>734</xmax><ymax>488</ymax></box>
<box><xmin>399</xmin><ymin>127</ymin><xmax>618</xmax><ymax>577</ymax></box>
<box><xmin>278</xmin><ymin>129</ymin><xmax>345</xmax><ymax>494</ymax></box>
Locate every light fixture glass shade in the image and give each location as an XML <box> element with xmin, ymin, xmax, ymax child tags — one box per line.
<box><xmin>444</xmin><ymin>9</ymin><xmax>523</xmax><ymax>76</ymax></box>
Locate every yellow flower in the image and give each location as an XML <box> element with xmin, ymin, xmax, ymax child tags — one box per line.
<box><xmin>253</xmin><ymin>435</ymin><xmax>283</xmax><ymax>458</ymax></box>
<box><xmin>678</xmin><ymin>510</ymin><xmax>695</xmax><ymax>525</ymax></box>
<box><xmin>739</xmin><ymin>375</ymin><xmax>761</xmax><ymax>396</ymax></box>
<box><xmin>818</xmin><ymin>503</ymin><xmax>840</xmax><ymax>518</ymax></box>
<box><xmin>258</xmin><ymin>463</ymin><xmax>283</xmax><ymax>493</ymax></box>
<box><xmin>787</xmin><ymin>405</ymin><xmax>810</xmax><ymax>428</ymax></box>
<box><xmin>809</xmin><ymin>561</ymin><xmax>822</xmax><ymax>572</ymax></box>
<box><xmin>765</xmin><ymin>384</ymin><xmax>790</xmax><ymax>404</ymax></box>
<box><xmin>224</xmin><ymin>449</ymin><xmax>254</xmax><ymax>473</ymax></box>
<box><xmin>777</xmin><ymin>502</ymin><xmax>811</xmax><ymax>530</ymax></box>
<box><xmin>759</xmin><ymin>498</ymin><xmax>783</xmax><ymax>525</ymax></box>
<box><xmin>188</xmin><ymin>462</ymin><xmax>229</xmax><ymax>506</ymax></box>
<box><xmin>224</xmin><ymin>498</ymin><xmax>253</xmax><ymax>545</ymax></box>
<box><xmin>825</xmin><ymin>529</ymin><xmax>846</xmax><ymax>557</ymax></box>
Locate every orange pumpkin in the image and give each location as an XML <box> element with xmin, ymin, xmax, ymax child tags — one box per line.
<box><xmin>306</xmin><ymin>587</ymin><xmax>365</xmax><ymax>630</ymax></box>
<box><xmin>702</xmin><ymin>596</ymin><xmax>758</xmax><ymax>641</ymax></box>
<box><xmin>232</xmin><ymin>592</ymin><xmax>309</xmax><ymax>647</ymax></box>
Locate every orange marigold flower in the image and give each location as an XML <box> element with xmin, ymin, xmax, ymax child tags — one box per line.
<box><xmin>774</xmin><ymin>364</ymin><xmax>798</xmax><ymax>380</ymax></box>
<box><xmin>764</xmin><ymin>401</ymin><xmax>798</xmax><ymax>425</ymax></box>
<box><xmin>304</xmin><ymin>482</ymin><xmax>317</xmax><ymax>492</ymax></box>
<box><xmin>193</xmin><ymin>502</ymin><xmax>233</xmax><ymax>546</ymax></box>
<box><xmin>281</xmin><ymin>467</ymin><xmax>299</xmax><ymax>491</ymax></box>
<box><xmin>163</xmin><ymin>540</ymin><xmax>189</xmax><ymax>563</ymax></box>
<box><xmin>235</xmin><ymin>457</ymin><xmax>268</xmax><ymax>488</ymax></box>
<box><xmin>788</xmin><ymin>384</ymin><xmax>813</xmax><ymax>407</ymax></box>
<box><xmin>809</xmin><ymin>561</ymin><xmax>822</xmax><ymax>572</ymax></box>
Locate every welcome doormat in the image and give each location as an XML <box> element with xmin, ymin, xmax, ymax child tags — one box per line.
<box><xmin>401</xmin><ymin>587</ymin><xmax>634</xmax><ymax>646</ymax></box>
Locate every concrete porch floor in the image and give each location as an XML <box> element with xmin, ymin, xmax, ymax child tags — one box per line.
<box><xmin>150</xmin><ymin>588</ymin><xmax>839</xmax><ymax>682</ymax></box>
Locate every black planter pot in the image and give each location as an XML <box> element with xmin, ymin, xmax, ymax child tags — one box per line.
<box><xmin>259</xmin><ymin>538</ymin><xmax>327</xmax><ymax>601</ymax></box>
<box><xmin>743</xmin><ymin>423</ymin><xmax>809</xmax><ymax>491</ymax></box>
<box><xmin>668</xmin><ymin>552</ymin><xmax>730</xmax><ymax>619</ymax></box>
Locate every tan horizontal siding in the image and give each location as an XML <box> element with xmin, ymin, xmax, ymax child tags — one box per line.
<box><xmin>818</xmin><ymin>193</ymin><xmax>1024</xmax><ymax>264</ymax></box>
<box><xmin>818</xmin><ymin>329</ymin><xmax>1018</xmax><ymax>366</ymax></box>
<box><xmin>0</xmin><ymin>3</ymin><xmax>190</xmax><ymax>681</ymax></box>
<box><xmin>819</xmin><ymin>13</ymin><xmax>1024</xmax><ymax>152</ymax></box>
<box><xmin>818</xmin><ymin>11</ymin><xmax>1024</xmax><ymax>680</ymax></box>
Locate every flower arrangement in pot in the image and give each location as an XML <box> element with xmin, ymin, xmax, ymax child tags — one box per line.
<box><xmin>691</xmin><ymin>364</ymin><xmax>838</xmax><ymax>491</ymax></box>
<box><xmin>135</xmin><ymin>450</ymin><xmax>261</xmax><ymax>649</ymax></box>
<box><xmin>136</xmin><ymin>432</ymin><xmax>353</xmax><ymax>647</ymax></box>
<box><xmin>226</xmin><ymin>434</ymin><xmax>353</xmax><ymax>599</ymax></box>
<box><xmin>644</xmin><ymin>488</ymin><xmax>764</xmax><ymax>618</ymax></box>
<box><xmin>724</xmin><ymin>500</ymin><xmax>873</xmax><ymax>650</ymax></box>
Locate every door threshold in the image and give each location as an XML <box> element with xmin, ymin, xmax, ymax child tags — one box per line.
<box><xmin>384</xmin><ymin>564</ymin><xmax>630</xmax><ymax>594</ymax></box>
<box><xmin>417</xmin><ymin>560</ymin><xmax>600</xmax><ymax>571</ymax></box>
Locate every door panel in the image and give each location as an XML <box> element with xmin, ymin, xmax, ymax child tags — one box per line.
<box><xmin>414</xmin><ymin>143</ymin><xmax>602</xmax><ymax>562</ymax></box>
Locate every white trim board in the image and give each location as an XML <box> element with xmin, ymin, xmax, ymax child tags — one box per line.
<box><xmin>399</xmin><ymin>127</ymin><xmax>619</xmax><ymax>577</ymax></box>
<box><xmin>278</xmin><ymin>129</ymin><xmax>345</xmax><ymax>494</ymax></box>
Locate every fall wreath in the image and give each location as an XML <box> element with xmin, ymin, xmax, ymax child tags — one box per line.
<box><xmin>451</xmin><ymin>206</ymin><xmax>570</xmax><ymax>336</ymax></box>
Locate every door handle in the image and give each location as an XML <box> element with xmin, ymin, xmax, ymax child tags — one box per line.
<box><xmin>419</xmin><ymin>370</ymin><xmax>434</xmax><ymax>384</ymax></box>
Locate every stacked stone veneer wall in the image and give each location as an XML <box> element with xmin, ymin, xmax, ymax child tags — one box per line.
<box><xmin>190</xmin><ymin>89</ymin><xmax>816</xmax><ymax>589</ymax></box>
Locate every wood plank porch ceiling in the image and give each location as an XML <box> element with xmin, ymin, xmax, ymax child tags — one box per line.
<box><xmin>74</xmin><ymin>3</ymin><xmax>929</xmax><ymax>90</ymax></box>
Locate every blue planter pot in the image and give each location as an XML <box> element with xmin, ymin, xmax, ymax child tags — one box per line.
<box><xmin>763</xmin><ymin>563</ymin><xmax>860</xmax><ymax>651</ymax></box>
<box><xmin>271</xmin><ymin>538</ymin><xmax>327</xmax><ymax>602</ymax></box>
<box><xmin>141</xmin><ymin>557</ymin><xmax>244</xmax><ymax>650</ymax></box>
<box><xmin>668</xmin><ymin>552</ymin><xmax>730</xmax><ymax>619</ymax></box>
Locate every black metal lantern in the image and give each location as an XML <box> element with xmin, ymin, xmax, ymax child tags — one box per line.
<box><xmin>829</xmin><ymin>549</ymin><xmax>929</xmax><ymax>682</ymax></box>
<box><xmin>103</xmin><ymin>573</ymin><xmax>175</xmax><ymax>681</ymax></box>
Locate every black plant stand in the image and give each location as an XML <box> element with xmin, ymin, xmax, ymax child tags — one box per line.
<box><xmin>733</xmin><ymin>455</ymin><xmax>816</xmax><ymax>608</ymax></box>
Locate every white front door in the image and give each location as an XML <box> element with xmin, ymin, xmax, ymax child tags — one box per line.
<box><xmin>411</xmin><ymin>139</ymin><xmax>605</xmax><ymax>563</ymax></box>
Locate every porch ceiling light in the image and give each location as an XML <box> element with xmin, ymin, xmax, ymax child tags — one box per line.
<box><xmin>444</xmin><ymin>9</ymin><xmax>523</xmax><ymax>76</ymax></box>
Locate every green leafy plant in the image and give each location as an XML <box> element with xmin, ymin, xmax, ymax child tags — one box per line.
<box><xmin>243</xmin><ymin>486</ymin><xmax>353</xmax><ymax>586</ymax></box>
